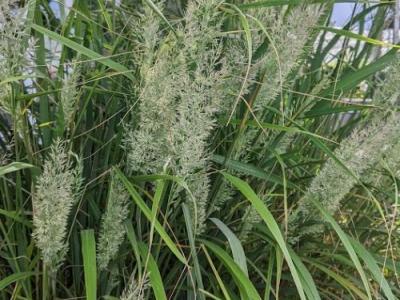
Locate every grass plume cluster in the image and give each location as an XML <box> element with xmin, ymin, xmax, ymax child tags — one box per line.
<box><xmin>0</xmin><ymin>0</ymin><xmax>399</xmax><ymax>299</ymax></box>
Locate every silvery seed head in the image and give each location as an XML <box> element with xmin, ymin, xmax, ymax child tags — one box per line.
<box><xmin>32</xmin><ymin>139</ymin><xmax>83</xmax><ymax>272</ymax></box>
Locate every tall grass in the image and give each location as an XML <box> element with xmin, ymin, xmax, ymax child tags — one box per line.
<box><xmin>0</xmin><ymin>0</ymin><xmax>399</xmax><ymax>299</ymax></box>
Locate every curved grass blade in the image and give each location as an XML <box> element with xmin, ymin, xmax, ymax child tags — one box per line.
<box><xmin>305</xmin><ymin>259</ymin><xmax>368</xmax><ymax>300</ymax></box>
<box><xmin>210</xmin><ymin>218</ymin><xmax>248</xmax><ymax>277</ymax></box>
<box><xmin>183</xmin><ymin>204</ymin><xmax>205</xmax><ymax>300</ymax></box>
<box><xmin>350</xmin><ymin>238</ymin><xmax>395</xmax><ymax>300</ymax></box>
<box><xmin>201</xmin><ymin>244</ymin><xmax>232</xmax><ymax>300</ymax></box>
<box><xmin>138</xmin><ymin>242</ymin><xmax>168</xmax><ymax>300</ymax></box>
<box><xmin>222</xmin><ymin>172</ymin><xmax>306</xmax><ymax>300</ymax></box>
<box><xmin>0</xmin><ymin>209</ymin><xmax>32</xmax><ymax>227</ymax></box>
<box><xmin>0</xmin><ymin>272</ymin><xmax>36</xmax><ymax>290</ymax></box>
<box><xmin>319</xmin><ymin>26</ymin><xmax>400</xmax><ymax>50</ymax></box>
<box><xmin>0</xmin><ymin>162</ymin><xmax>34</xmax><ymax>177</ymax></box>
<box><xmin>288</xmin><ymin>249</ymin><xmax>321</xmax><ymax>300</ymax></box>
<box><xmin>202</xmin><ymin>240</ymin><xmax>261</xmax><ymax>300</ymax></box>
<box><xmin>309</xmin><ymin>199</ymin><xmax>372</xmax><ymax>300</ymax></box>
<box><xmin>212</xmin><ymin>155</ymin><xmax>297</xmax><ymax>189</ymax></box>
<box><xmin>31</xmin><ymin>24</ymin><xmax>135</xmax><ymax>81</ymax></box>
<box><xmin>114</xmin><ymin>168</ymin><xmax>187</xmax><ymax>264</ymax></box>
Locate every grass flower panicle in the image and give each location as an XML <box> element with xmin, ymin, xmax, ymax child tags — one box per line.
<box><xmin>120</xmin><ymin>275</ymin><xmax>149</xmax><ymax>300</ymax></box>
<box><xmin>290</xmin><ymin>58</ymin><xmax>400</xmax><ymax>240</ymax></box>
<box><xmin>125</xmin><ymin>0</ymin><xmax>241</xmax><ymax>232</ymax></box>
<box><xmin>254</xmin><ymin>5</ymin><xmax>323</xmax><ymax>110</ymax></box>
<box><xmin>60</xmin><ymin>63</ymin><xmax>81</xmax><ymax>130</ymax></box>
<box><xmin>0</xmin><ymin>0</ymin><xmax>30</xmax><ymax>114</ymax></box>
<box><xmin>32</xmin><ymin>139</ymin><xmax>83</xmax><ymax>271</ymax></box>
<box><xmin>97</xmin><ymin>177</ymin><xmax>130</xmax><ymax>270</ymax></box>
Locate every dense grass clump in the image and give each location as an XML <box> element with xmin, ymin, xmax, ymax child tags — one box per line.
<box><xmin>0</xmin><ymin>0</ymin><xmax>399</xmax><ymax>299</ymax></box>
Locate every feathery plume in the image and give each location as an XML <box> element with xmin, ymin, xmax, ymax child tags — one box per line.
<box><xmin>97</xmin><ymin>176</ymin><xmax>130</xmax><ymax>270</ymax></box>
<box><xmin>32</xmin><ymin>139</ymin><xmax>83</xmax><ymax>272</ymax></box>
<box><xmin>120</xmin><ymin>274</ymin><xmax>149</xmax><ymax>300</ymax></box>
<box><xmin>60</xmin><ymin>62</ymin><xmax>80</xmax><ymax>130</ymax></box>
<box><xmin>288</xmin><ymin>54</ymin><xmax>400</xmax><ymax>241</ymax></box>
<box><xmin>125</xmin><ymin>0</ymin><xmax>240</xmax><ymax>232</ymax></box>
<box><xmin>254</xmin><ymin>5</ymin><xmax>323</xmax><ymax>110</ymax></box>
<box><xmin>0</xmin><ymin>0</ymin><xmax>31</xmax><ymax>114</ymax></box>
<box><xmin>228</xmin><ymin>5</ymin><xmax>324</xmax><ymax>239</ymax></box>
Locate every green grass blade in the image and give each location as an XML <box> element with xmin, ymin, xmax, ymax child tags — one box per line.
<box><xmin>0</xmin><ymin>272</ymin><xmax>36</xmax><ymax>290</ymax></box>
<box><xmin>212</xmin><ymin>155</ymin><xmax>297</xmax><ymax>189</ymax></box>
<box><xmin>0</xmin><ymin>162</ymin><xmax>35</xmax><ymax>177</ymax></box>
<box><xmin>319</xmin><ymin>26</ymin><xmax>400</xmax><ymax>49</ymax></box>
<box><xmin>114</xmin><ymin>168</ymin><xmax>187</xmax><ymax>264</ymax></box>
<box><xmin>350</xmin><ymin>238</ymin><xmax>396</xmax><ymax>300</ymax></box>
<box><xmin>210</xmin><ymin>218</ymin><xmax>248</xmax><ymax>277</ymax></box>
<box><xmin>309</xmin><ymin>199</ymin><xmax>372</xmax><ymax>300</ymax></box>
<box><xmin>138</xmin><ymin>242</ymin><xmax>168</xmax><ymax>300</ymax></box>
<box><xmin>31</xmin><ymin>24</ymin><xmax>135</xmax><ymax>81</ymax></box>
<box><xmin>222</xmin><ymin>172</ymin><xmax>307</xmax><ymax>300</ymax></box>
<box><xmin>81</xmin><ymin>229</ymin><xmax>97</xmax><ymax>300</ymax></box>
<box><xmin>0</xmin><ymin>209</ymin><xmax>32</xmax><ymax>227</ymax></box>
<box><xmin>182</xmin><ymin>203</ymin><xmax>205</xmax><ymax>300</ymax></box>
<box><xmin>288</xmin><ymin>249</ymin><xmax>321</xmax><ymax>300</ymax></box>
<box><xmin>202</xmin><ymin>240</ymin><xmax>261</xmax><ymax>300</ymax></box>
<box><xmin>305</xmin><ymin>258</ymin><xmax>369</xmax><ymax>299</ymax></box>
<box><xmin>201</xmin><ymin>244</ymin><xmax>232</xmax><ymax>300</ymax></box>
<box><xmin>125</xmin><ymin>222</ymin><xmax>143</xmax><ymax>280</ymax></box>
<box><xmin>143</xmin><ymin>0</ymin><xmax>176</xmax><ymax>34</ymax></box>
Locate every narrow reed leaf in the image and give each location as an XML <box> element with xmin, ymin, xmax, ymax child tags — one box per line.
<box><xmin>0</xmin><ymin>272</ymin><xmax>36</xmax><ymax>290</ymax></box>
<box><xmin>81</xmin><ymin>229</ymin><xmax>97</xmax><ymax>300</ymax></box>
<box><xmin>138</xmin><ymin>242</ymin><xmax>167</xmax><ymax>300</ymax></box>
<box><xmin>202</xmin><ymin>240</ymin><xmax>261</xmax><ymax>300</ymax></box>
<box><xmin>30</xmin><ymin>24</ymin><xmax>135</xmax><ymax>81</ymax></box>
<box><xmin>0</xmin><ymin>162</ymin><xmax>34</xmax><ymax>177</ymax></box>
<box><xmin>222</xmin><ymin>172</ymin><xmax>307</xmax><ymax>300</ymax></box>
<box><xmin>182</xmin><ymin>203</ymin><xmax>205</xmax><ymax>300</ymax></box>
<box><xmin>114</xmin><ymin>168</ymin><xmax>187</xmax><ymax>264</ymax></box>
<box><xmin>309</xmin><ymin>199</ymin><xmax>372</xmax><ymax>300</ymax></box>
<box><xmin>211</xmin><ymin>218</ymin><xmax>248</xmax><ymax>277</ymax></box>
